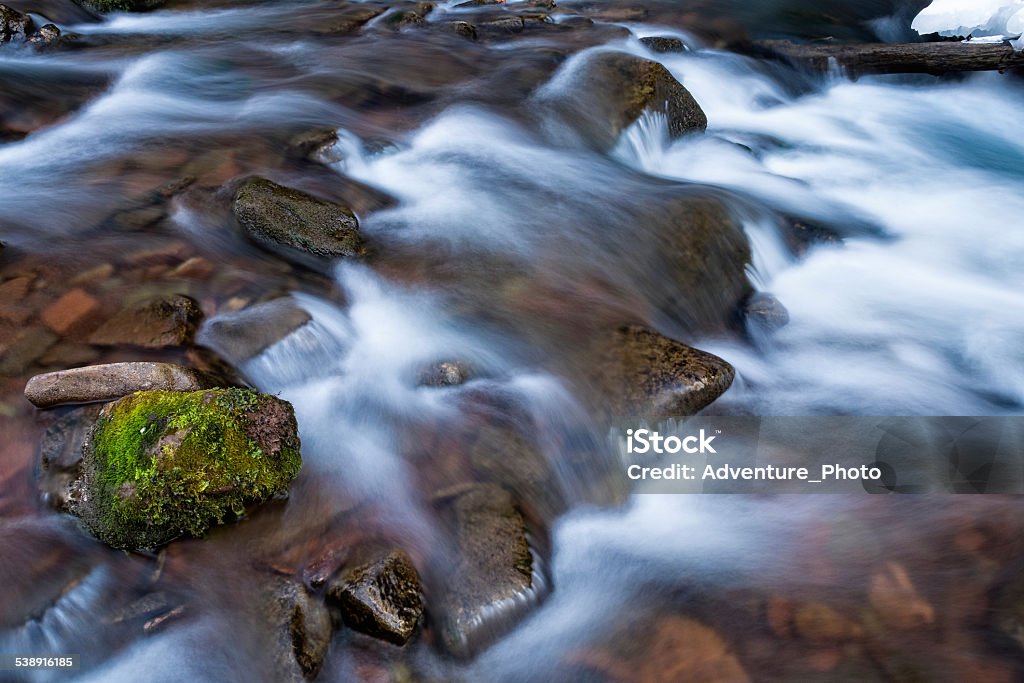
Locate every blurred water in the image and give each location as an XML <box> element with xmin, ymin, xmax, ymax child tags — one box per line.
<box><xmin>2</xmin><ymin>0</ymin><xmax>1023</xmax><ymax>680</ymax></box>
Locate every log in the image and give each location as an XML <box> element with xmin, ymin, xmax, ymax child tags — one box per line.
<box><xmin>749</xmin><ymin>40</ymin><xmax>1024</xmax><ymax>76</ymax></box>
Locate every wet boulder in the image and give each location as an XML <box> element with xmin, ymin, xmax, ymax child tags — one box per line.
<box><xmin>583</xmin><ymin>325</ymin><xmax>735</xmax><ymax>418</ymax></box>
<box><xmin>24</xmin><ymin>362</ymin><xmax>215</xmax><ymax>408</ymax></box>
<box><xmin>197</xmin><ymin>297</ymin><xmax>313</xmax><ymax>364</ymax></box>
<box><xmin>544</xmin><ymin>51</ymin><xmax>707</xmax><ymax>150</ymax></box>
<box><xmin>0</xmin><ymin>4</ymin><xmax>33</xmax><ymax>43</ymax></box>
<box><xmin>417</xmin><ymin>360</ymin><xmax>474</xmax><ymax>387</ymax></box>
<box><xmin>434</xmin><ymin>483</ymin><xmax>541</xmax><ymax>658</ymax></box>
<box><xmin>264</xmin><ymin>577</ymin><xmax>333</xmax><ymax>681</ymax></box>
<box><xmin>743</xmin><ymin>292</ymin><xmax>790</xmax><ymax>335</ymax></box>
<box><xmin>640</xmin><ymin>36</ymin><xmax>686</xmax><ymax>53</ymax></box>
<box><xmin>325</xmin><ymin>544</ymin><xmax>424</xmax><ymax>646</ymax></box>
<box><xmin>649</xmin><ymin>191</ymin><xmax>752</xmax><ymax>333</ymax></box>
<box><xmin>87</xmin><ymin>294</ymin><xmax>204</xmax><ymax>349</ymax></box>
<box><xmin>232</xmin><ymin>177</ymin><xmax>367</xmax><ymax>261</ymax></box>
<box><xmin>68</xmin><ymin>388</ymin><xmax>302</xmax><ymax>550</ymax></box>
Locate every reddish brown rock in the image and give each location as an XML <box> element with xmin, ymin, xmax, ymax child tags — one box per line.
<box><xmin>39</xmin><ymin>289</ymin><xmax>100</xmax><ymax>335</ymax></box>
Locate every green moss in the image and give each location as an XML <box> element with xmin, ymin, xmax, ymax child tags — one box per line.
<box><xmin>76</xmin><ymin>388</ymin><xmax>301</xmax><ymax>550</ymax></box>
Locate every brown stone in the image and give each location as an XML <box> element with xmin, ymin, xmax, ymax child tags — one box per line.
<box><xmin>585</xmin><ymin>325</ymin><xmax>735</xmax><ymax>418</ymax></box>
<box><xmin>87</xmin><ymin>294</ymin><xmax>203</xmax><ymax>348</ymax></box>
<box><xmin>434</xmin><ymin>483</ymin><xmax>538</xmax><ymax>658</ymax></box>
<box><xmin>792</xmin><ymin>602</ymin><xmax>863</xmax><ymax>642</ymax></box>
<box><xmin>325</xmin><ymin>545</ymin><xmax>424</xmax><ymax>646</ymax></box>
<box><xmin>39</xmin><ymin>289</ymin><xmax>100</xmax><ymax>335</ymax></box>
<box><xmin>0</xmin><ymin>327</ymin><xmax>58</xmax><ymax>377</ymax></box>
<box><xmin>24</xmin><ymin>362</ymin><xmax>214</xmax><ymax>408</ymax></box>
<box><xmin>868</xmin><ymin>562</ymin><xmax>935</xmax><ymax>631</ymax></box>
<box><xmin>263</xmin><ymin>577</ymin><xmax>333</xmax><ymax>682</ymax></box>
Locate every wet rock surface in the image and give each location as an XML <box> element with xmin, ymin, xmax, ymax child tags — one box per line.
<box><xmin>233</xmin><ymin>177</ymin><xmax>368</xmax><ymax>261</ymax></box>
<box><xmin>24</xmin><ymin>362</ymin><xmax>215</xmax><ymax>407</ymax></box>
<box><xmin>0</xmin><ymin>4</ymin><xmax>32</xmax><ymax>43</ymax></box>
<box><xmin>640</xmin><ymin>35</ymin><xmax>686</xmax><ymax>53</ymax></box>
<box><xmin>264</xmin><ymin>576</ymin><xmax>333</xmax><ymax>681</ymax></box>
<box><xmin>197</xmin><ymin>297</ymin><xmax>313</xmax><ymax>363</ymax></box>
<box><xmin>433</xmin><ymin>483</ymin><xmax>539</xmax><ymax>658</ymax></box>
<box><xmin>69</xmin><ymin>388</ymin><xmax>302</xmax><ymax>550</ymax></box>
<box><xmin>546</xmin><ymin>51</ymin><xmax>707</xmax><ymax>150</ymax></box>
<box><xmin>325</xmin><ymin>544</ymin><xmax>424</xmax><ymax>646</ymax></box>
<box><xmin>584</xmin><ymin>325</ymin><xmax>735</xmax><ymax>418</ymax></box>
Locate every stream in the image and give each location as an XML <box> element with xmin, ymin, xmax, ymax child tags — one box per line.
<box><xmin>2</xmin><ymin>0</ymin><xmax>1024</xmax><ymax>681</ymax></box>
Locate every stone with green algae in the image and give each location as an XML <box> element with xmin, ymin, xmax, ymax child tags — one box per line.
<box><xmin>68</xmin><ymin>388</ymin><xmax>301</xmax><ymax>551</ymax></box>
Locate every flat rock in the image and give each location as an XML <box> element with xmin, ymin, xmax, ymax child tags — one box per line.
<box><xmin>197</xmin><ymin>298</ymin><xmax>313</xmax><ymax>363</ymax></box>
<box><xmin>87</xmin><ymin>294</ymin><xmax>203</xmax><ymax>348</ymax></box>
<box><xmin>24</xmin><ymin>362</ymin><xmax>214</xmax><ymax>408</ymax></box>
<box><xmin>585</xmin><ymin>325</ymin><xmax>735</xmax><ymax>418</ymax></box>
<box><xmin>434</xmin><ymin>483</ymin><xmax>539</xmax><ymax>658</ymax></box>
<box><xmin>325</xmin><ymin>544</ymin><xmax>424</xmax><ymax>646</ymax></box>
<box><xmin>233</xmin><ymin>177</ymin><xmax>367</xmax><ymax>260</ymax></box>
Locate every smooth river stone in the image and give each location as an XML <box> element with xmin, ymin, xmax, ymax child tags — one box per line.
<box><xmin>24</xmin><ymin>362</ymin><xmax>213</xmax><ymax>408</ymax></box>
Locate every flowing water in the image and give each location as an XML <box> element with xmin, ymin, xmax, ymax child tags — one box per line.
<box><xmin>2</xmin><ymin>0</ymin><xmax>1024</xmax><ymax>681</ymax></box>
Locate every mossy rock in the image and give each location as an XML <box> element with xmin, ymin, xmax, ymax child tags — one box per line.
<box><xmin>70</xmin><ymin>388</ymin><xmax>302</xmax><ymax>550</ymax></box>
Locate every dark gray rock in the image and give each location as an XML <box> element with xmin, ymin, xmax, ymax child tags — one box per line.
<box><xmin>325</xmin><ymin>544</ymin><xmax>424</xmax><ymax>646</ymax></box>
<box><xmin>24</xmin><ymin>362</ymin><xmax>214</xmax><ymax>408</ymax></box>
<box><xmin>640</xmin><ymin>36</ymin><xmax>686</xmax><ymax>53</ymax></box>
<box><xmin>417</xmin><ymin>360</ymin><xmax>474</xmax><ymax>387</ymax></box>
<box><xmin>37</xmin><ymin>404</ymin><xmax>102</xmax><ymax>509</ymax></box>
<box><xmin>0</xmin><ymin>4</ymin><xmax>33</xmax><ymax>43</ymax></box>
<box><xmin>233</xmin><ymin>177</ymin><xmax>367</xmax><ymax>260</ymax></box>
<box><xmin>744</xmin><ymin>292</ymin><xmax>790</xmax><ymax>334</ymax></box>
<box><xmin>197</xmin><ymin>298</ymin><xmax>313</xmax><ymax>363</ymax></box>
<box><xmin>264</xmin><ymin>577</ymin><xmax>333</xmax><ymax>681</ymax></box>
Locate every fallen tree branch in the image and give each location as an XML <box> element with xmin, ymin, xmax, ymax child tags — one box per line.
<box><xmin>748</xmin><ymin>40</ymin><xmax>1024</xmax><ymax>76</ymax></box>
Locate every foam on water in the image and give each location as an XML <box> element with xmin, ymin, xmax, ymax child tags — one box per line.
<box><xmin>612</xmin><ymin>41</ymin><xmax>1024</xmax><ymax>414</ymax></box>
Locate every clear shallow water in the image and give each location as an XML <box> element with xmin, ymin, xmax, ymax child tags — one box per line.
<box><xmin>2</xmin><ymin>0</ymin><xmax>1024</xmax><ymax>680</ymax></box>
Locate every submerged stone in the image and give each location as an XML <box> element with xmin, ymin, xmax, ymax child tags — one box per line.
<box><xmin>69</xmin><ymin>388</ymin><xmax>302</xmax><ymax>550</ymax></box>
<box><xmin>434</xmin><ymin>483</ymin><xmax>540</xmax><ymax>658</ymax></box>
<box><xmin>232</xmin><ymin>177</ymin><xmax>367</xmax><ymax>260</ymax></box>
<box><xmin>325</xmin><ymin>544</ymin><xmax>424</xmax><ymax>646</ymax></box>
<box><xmin>197</xmin><ymin>297</ymin><xmax>313</xmax><ymax>363</ymax></box>
<box><xmin>640</xmin><ymin>36</ymin><xmax>686</xmax><ymax>53</ymax></box>
<box><xmin>87</xmin><ymin>294</ymin><xmax>204</xmax><ymax>349</ymax></box>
